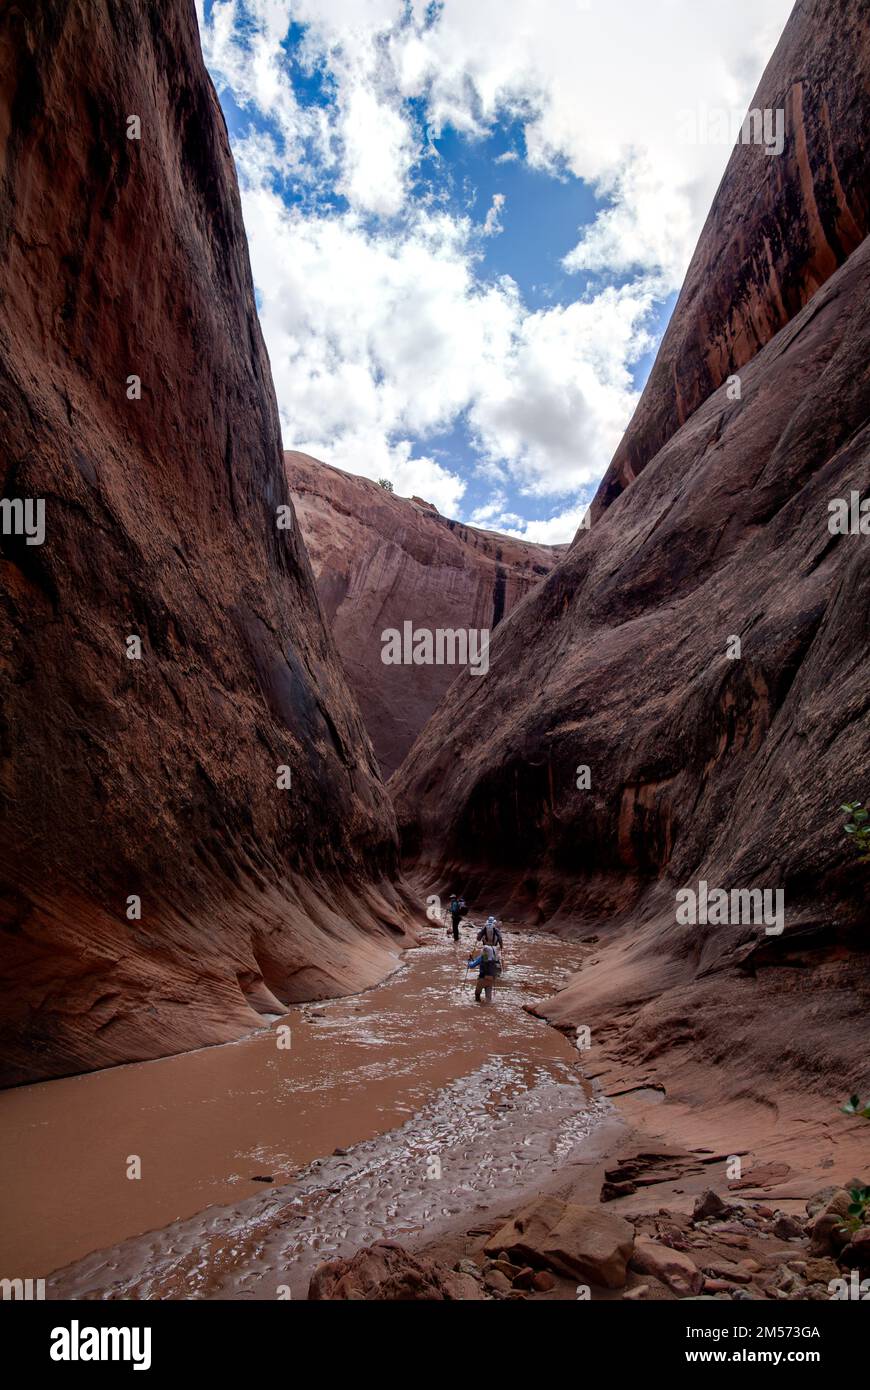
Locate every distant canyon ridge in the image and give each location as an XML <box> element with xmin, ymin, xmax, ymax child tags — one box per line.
<box><xmin>286</xmin><ymin>451</ymin><xmax>564</xmax><ymax>779</ymax></box>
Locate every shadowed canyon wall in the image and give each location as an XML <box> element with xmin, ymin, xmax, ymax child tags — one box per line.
<box><xmin>0</xmin><ymin>0</ymin><xmax>413</xmax><ymax>1086</ymax></box>
<box><xmin>393</xmin><ymin>0</ymin><xmax>870</xmax><ymax>1097</ymax></box>
<box><xmin>286</xmin><ymin>451</ymin><xmax>564</xmax><ymax>779</ymax></box>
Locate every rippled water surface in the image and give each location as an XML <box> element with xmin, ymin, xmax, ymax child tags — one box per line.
<box><xmin>0</xmin><ymin>924</ymin><xmax>606</xmax><ymax>1293</ymax></box>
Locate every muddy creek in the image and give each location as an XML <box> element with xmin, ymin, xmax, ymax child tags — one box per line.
<box><xmin>1</xmin><ymin>925</ymin><xmax>610</xmax><ymax>1298</ymax></box>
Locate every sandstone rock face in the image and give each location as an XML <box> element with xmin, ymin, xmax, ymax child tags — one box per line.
<box><xmin>630</xmin><ymin>1238</ymin><xmax>704</xmax><ymax>1298</ymax></box>
<box><xmin>308</xmin><ymin>1240</ymin><xmax>483</xmax><ymax>1300</ymax></box>
<box><xmin>486</xmin><ymin>1196</ymin><xmax>635</xmax><ymax>1288</ymax></box>
<box><xmin>595</xmin><ymin>0</ymin><xmax>870</xmax><ymax>515</ymax></box>
<box><xmin>286</xmin><ymin>451</ymin><xmax>563</xmax><ymax>778</ymax></box>
<box><xmin>393</xmin><ymin>0</ymin><xmax>870</xmax><ymax>1097</ymax></box>
<box><xmin>0</xmin><ymin>1</ymin><xmax>412</xmax><ymax>1085</ymax></box>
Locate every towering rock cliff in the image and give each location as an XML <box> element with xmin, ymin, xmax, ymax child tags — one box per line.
<box><xmin>595</xmin><ymin>0</ymin><xmax>870</xmax><ymax>513</ymax></box>
<box><xmin>393</xmin><ymin>0</ymin><xmax>870</xmax><ymax>1096</ymax></box>
<box><xmin>0</xmin><ymin>0</ymin><xmax>411</xmax><ymax>1086</ymax></box>
<box><xmin>286</xmin><ymin>452</ymin><xmax>564</xmax><ymax>779</ymax></box>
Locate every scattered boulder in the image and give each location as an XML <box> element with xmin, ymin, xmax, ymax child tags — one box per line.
<box><xmin>654</xmin><ymin>1221</ymin><xmax>692</xmax><ymax>1252</ymax></box>
<box><xmin>773</xmin><ymin>1213</ymin><xmax>804</xmax><ymax>1240</ymax></box>
<box><xmin>485</xmin><ymin>1195</ymin><xmax>566</xmax><ymax>1266</ymax></box>
<box><xmin>543</xmin><ymin>1205</ymin><xmax>635</xmax><ymax>1289</ymax></box>
<box><xmin>309</xmin><ymin>1241</ymin><xmax>484</xmax><ymax>1300</ymax></box>
<box><xmin>631</xmin><ymin>1237</ymin><xmax>704</xmax><ymax>1298</ymax></box>
<box><xmin>705</xmin><ymin>1264</ymin><xmax>751</xmax><ymax>1284</ymax></box>
<box><xmin>840</xmin><ymin>1227</ymin><xmax>870</xmax><ymax>1270</ymax></box>
<box><xmin>601</xmin><ymin>1180</ymin><xmax>638</xmax><ymax>1202</ymax></box>
<box><xmin>714</xmin><ymin>1233</ymin><xmax>750</xmax><ymax>1250</ymax></box>
<box><xmin>692</xmin><ymin>1190</ymin><xmax>729</xmax><ymax>1224</ymax></box>
<box><xmin>807</xmin><ymin>1190</ymin><xmax>853</xmax><ymax>1256</ymax></box>
<box><xmin>806</xmin><ymin>1187</ymin><xmax>841</xmax><ymax>1220</ymax></box>
<box><xmin>801</xmin><ymin>1256</ymin><xmax>842</xmax><ymax>1284</ymax></box>
<box><xmin>483</xmin><ymin>1269</ymin><xmax>512</xmax><ymax>1295</ymax></box>
<box><xmin>485</xmin><ymin>1258</ymin><xmax>522</xmax><ymax>1280</ymax></box>
<box><xmin>485</xmin><ymin>1196</ymin><xmax>634</xmax><ymax>1289</ymax></box>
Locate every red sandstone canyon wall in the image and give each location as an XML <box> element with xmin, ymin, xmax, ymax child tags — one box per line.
<box><xmin>393</xmin><ymin>0</ymin><xmax>870</xmax><ymax>1096</ymax></box>
<box><xmin>0</xmin><ymin>0</ymin><xmax>413</xmax><ymax>1086</ymax></box>
<box><xmin>286</xmin><ymin>451</ymin><xmax>564</xmax><ymax>779</ymax></box>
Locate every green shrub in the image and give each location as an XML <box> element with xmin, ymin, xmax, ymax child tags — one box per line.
<box><xmin>839</xmin><ymin>1186</ymin><xmax>870</xmax><ymax>1235</ymax></box>
<box><xmin>841</xmin><ymin>1094</ymin><xmax>870</xmax><ymax>1120</ymax></box>
<box><xmin>841</xmin><ymin>802</ymin><xmax>870</xmax><ymax>862</ymax></box>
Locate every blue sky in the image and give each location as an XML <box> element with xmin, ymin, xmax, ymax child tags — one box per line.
<box><xmin>197</xmin><ymin>0</ymin><xmax>791</xmax><ymax>542</ymax></box>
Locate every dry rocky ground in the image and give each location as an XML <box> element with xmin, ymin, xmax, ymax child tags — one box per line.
<box><xmin>309</xmin><ymin>1158</ymin><xmax>870</xmax><ymax>1302</ymax></box>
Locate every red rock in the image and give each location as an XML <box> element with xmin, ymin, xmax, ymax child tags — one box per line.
<box><xmin>393</xmin><ymin>0</ymin><xmax>870</xmax><ymax>1116</ymax></box>
<box><xmin>631</xmin><ymin>1237</ymin><xmax>705</xmax><ymax>1298</ymax></box>
<box><xmin>0</xmin><ymin>0</ymin><xmax>414</xmax><ymax>1084</ymax></box>
<box><xmin>309</xmin><ymin>1241</ymin><xmax>484</xmax><ymax>1300</ymax></box>
<box><xmin>773</xmin><ymin>1214</ymin><xmax>805</xmax><ymax>1240</ymax></box>
<box><xmin>839</xmin><ymin>1227</ymin><xmax>870</xmax><ymax>1269</ymax></box>
<box><xmin>706</xmin><ymin>1264</ymin><xmax>752</xmax><ymax>1284</ymax></box>
<box><xmin>486</xmin><ymin>1196</ymin><xmax>634</xmax><ymax>1289</ymax></box>
<box><xmin>693</xmin><ymin>1190</ymin><xmax>729</xmax><ymax>1223</ymax></box>
<box><xmin>286</xmin><ymin>451</ymin><xmax>562</xmax><ymax>778</ymax></box>
<box><xmin>532</xmin><ymin>1269</ymin><xmax>556</xmax><ymax>1292</ymax></box>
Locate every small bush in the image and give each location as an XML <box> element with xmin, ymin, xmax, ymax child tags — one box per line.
<box><xmin>842</xmin><ymin>1094</ymin><xmax>870</xmax><ymax>1119</ymax></box>
<box><xmin>841</xmin><ymin>802</ymin><xmax>870</xmax><ymax>862</ymax></box>
<box><xmin>378</xmin><ymin>478</ymin><xmax>394</xmax><ymax>492</ymax></box>
<box><xmin>839</xmin><ymin>1185</ymin><xmax>870</xmax><ymax>1236</ymax></box>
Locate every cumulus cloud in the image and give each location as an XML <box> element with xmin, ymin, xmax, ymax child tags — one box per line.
<box><xmin>482</xmin><ymin>192</ymin><xmax>506</xmax><ymax>237</ymax></box>
<box><xmin>197</xmin><ymin>0</ymin><xmax>793</xmax><ymax>523</ymax></box>
<box><xmin>500</xmin><ymin>502</ymin><xmax>592</xmax><ymax>545</ymax></box>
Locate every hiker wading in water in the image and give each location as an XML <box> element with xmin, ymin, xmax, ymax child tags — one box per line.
<box><xmin>471</xmin><ymin>916</ymin><xmax>504</xmax><ymax>1004</ymax></box>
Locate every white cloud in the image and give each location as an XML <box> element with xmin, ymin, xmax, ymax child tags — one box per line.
<box><xmin>499</xmin><ymin>503</ymin><xmax>591</xmax><ymax>545</ymax></box>
<box><xmin>482</xmin><ymin>192</ymin><xmax>506</xmax><ymax>237</ymax></box>
<box><xmin>197</xmin><ymin>0</ymin><xmax>794</xmax><ymax>522</ymax></box>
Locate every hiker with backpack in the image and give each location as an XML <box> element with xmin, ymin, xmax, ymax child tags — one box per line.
<box><xmin>472</xmin><ymin>942</ymin><xmax>499</xmax><ymax>1004</ymax></box>
<box><xmin>477</xmin><ymin>916</ymin><xmax>503</xmax><ymax>953</ymax></box>
<box><xmin>469</xmin><ymin>916</ymin><xmax>505</xmax><ymax>1004</ymax></box>
<box><xmin>448</xmin><ymin>893</ymin><xmax>467</xmax><ymax>942</ymax></box>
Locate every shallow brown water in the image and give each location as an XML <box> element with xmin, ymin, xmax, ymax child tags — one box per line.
<box><xmin>0</xmin><ymin>924</ymin><xmax>607</xmax><ymax>1295</ymax></box>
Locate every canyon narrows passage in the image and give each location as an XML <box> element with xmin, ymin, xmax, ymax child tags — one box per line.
<box><xmin>1</xmin><ymin>927</ymin><xmax>607</xmax><ymax>1294</ymax></box>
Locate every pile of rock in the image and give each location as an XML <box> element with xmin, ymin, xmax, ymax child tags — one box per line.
<box><xmin>308</xmin><ymin>1240</ymin><xmax>485</xmax><ymax>1300</ymax></box>
<box><xmin>483</xmin><ymin>1195</ymin><xmax>635</xmax><ymax>1289</ymax></box>
<box><xmin>308</xmin><ymin>1181</ymin><xmax>869</xmax><ymax>1300</ymax></box>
